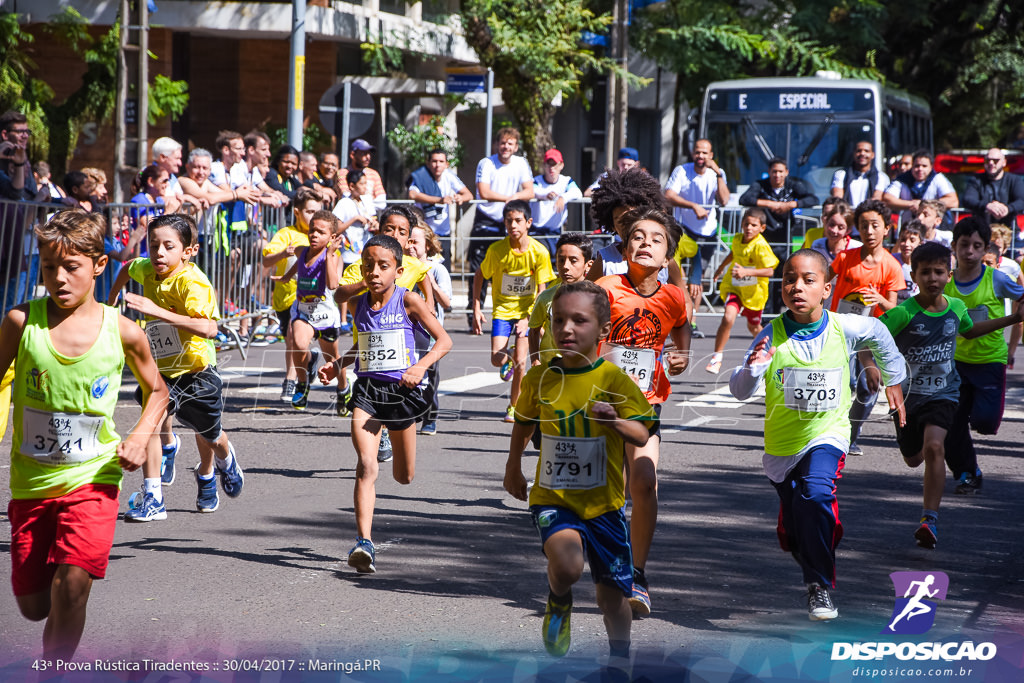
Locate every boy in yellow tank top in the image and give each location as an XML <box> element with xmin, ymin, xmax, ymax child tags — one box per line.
<box><xmin>730</xmin><ymin>249</ymin><xmax>906</xmax><ymax>622</ymax></box>
<box><xmin>0</xmin><ymin>209</ymin><xmax>168</xmax><ymax>659</ymax></box>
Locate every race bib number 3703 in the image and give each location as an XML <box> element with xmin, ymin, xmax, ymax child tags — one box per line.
<box><xmin>783</xmin><ymin>367</ymin><xmax>842</xmax><ymax>412</ymax></box>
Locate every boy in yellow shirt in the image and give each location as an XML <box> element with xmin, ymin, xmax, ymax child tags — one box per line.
<box><xmin>527</xmin><ymin>232</ymin><xmax>595</xmax><ymax>365</ymax></box>
<box><xmin>472</xmin><ymin>199</ymin><xmax>555</xmax><ymax>421</ymax></box>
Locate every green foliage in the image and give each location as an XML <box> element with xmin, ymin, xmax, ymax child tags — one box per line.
<box><xmin>0</xmin><ymin>12</ymin><xmax>54</xmax><ymax>161</ymax></box>
<box><xmin>265</xmin><ymin>121</ymin><xmax>333</xmax><ymax>153</ymax></box>
<box><xmin>148</xmin><ymin>74</ymin><xmax>189</xmax><ymax>125</ymax></box>
<box><xmin>386</xmin><ymin>115</ymin><xmax>465</xmax><ymax>171</ymax></box>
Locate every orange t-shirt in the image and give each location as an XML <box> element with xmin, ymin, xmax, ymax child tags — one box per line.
<box><xmin>829</xmin><ymin>247</ymin><xmax>906</xmax><ymax>318</ymax></box>
<box><xmin>597</xmin><ymin>273</ymin><xmax>688</xmax><ymax>404</ymax></box>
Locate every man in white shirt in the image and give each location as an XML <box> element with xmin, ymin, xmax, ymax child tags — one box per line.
<box><xmin>831</xmin><ymin>141</ymin><xmax>887</xmax><ymax>208</ymax></box>
<box><xmin>470</xmin><ymin>127</ymin><xmax>535</xmax><ymax>318</ymax></box>
<box><xmin>408</xmin><ymin>148</ymin><xmax>472</xmax><ymax>271</ymax></box>
<box><xmin>884</xmin><ymin>149</ymin><xmax>959</xmax><ymax>224</ymax></box>
<box><xmin>210</xmin><ymin>130</ymin><xmax>244</xmax><ymax>190</ymax></box>
<box><xmin>664</xmin><ymin>138</ymin><xmax>729</xmax><ymax>302</ymax></box>
<box><xmin>531</xmin><ymin>148</ymin><xmax>583</xmax><ymax>256</ymax></box>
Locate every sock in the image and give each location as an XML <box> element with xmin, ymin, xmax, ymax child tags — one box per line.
<box><xmin>144</xmin><ymin>477</ymin><xmax>162</xmax><ymax>503</ymax></box>
<box><xmin>609</xmin><ymin>640</ymin><xmax>631</xmax><ymax>659</ymax></box>
<box><xmin>216</xmin><ymin>450</ymin><xmax>234</xmax><ymax>472</ymax></box>
<box><xmin>710</xmin><ymin>352</ymin><xmax>723</xmax><ymax>362</ymax></box>
<box><xmin>633</xmin><ymin>567</ymin><xmax>648</xmax><ymax>587</ymax></box>
<box><xmin>922</xmin><ymin>509</ymin><xmax>938</xmax><ymax>521</ymax></box>
<box><xmin>197</xmin><ymin>471</ymin><xmax>216</xmax><ymax>482</ymax></box>
<box><xmin>548</xmin><ymin>588</ymin><xmax>572</xmax><ymax>608</ymax></box>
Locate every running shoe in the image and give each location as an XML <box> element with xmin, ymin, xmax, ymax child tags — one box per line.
<box><xmin>955</xmin><ymin>471</ymin><xmax>982</xmax><ymax>494</ymax></box>
<box><xmin>420</xmin><ymin>420</ymin><xmax>437</xmax><ymax>435</ymax></box>
<box><xmin>914</xmin><ymin>516</ymin><xmax>938</xmax><ymax>549</ymax></box>
<box><xmin>160</xmin><ymin>433</ymin><xmax>181</xmax><ymax>486</ymax></box>
<box><xmin>705</xmin><ymin>357</ymin><xmax>722</xmax><ymax>374</ymax></box>
<box><xmin>542</xmin><ymin>595</ymin><xmax>572</xmax><ymax>657</ymax></box>
<box><xmin>503</xmin><ymin>405</ymin><xmax>516</xmax><ymax>423</ymax></box>
<box><xmin>336</xmin><ymin>383</ymin><xmax>353</xmax><ymax>418</ymax></box>
<box><xmin>691</xmin><ymin>327</ymin><xmax>706</xmax><ymax>339</ymax></box>
<box><xmin>124</xmin><ymin>492</ymin><xmax>167</xmax><ymax>522</ymax></box>
<box><xmin>377</xmin><ymin>428</ymin><xmax>393</xmax><ymax>463</ymax></box>
<box><xmin>347</xmin><ymin>537</ymin><xmax>376</xmax><ymax>573</ymax></box>
<box><xmin>629</xmin><ymin>578</ymin><xmax>652</xmax><ymax>617</ymax></box>
<box><xmin>195</xmin><ymin>467</ymin><xmax>220</xmax><ymax>513</ymax></box>
<box><xmin>499</xmin><ymin>359</ymin><xmax>514</xmax><ymax>381</ymax></box>
<box><xmin>281</xmin><ymin>378</ymin><xmax>297</xmax><ymax>403</ymax></box>
<box><xmin>340</xmin><ymin>321</ymin><xmax>353</xmax><ymax>334</ymax></box>
<box><xmin>808</xmin><ymin>584</ymin><xmax>838</xmax><ymax>621</ymax></box>
<box><xmin>218</xmin><ymin>443</ymin><xmax>244</xmax><ymax>498</ymax></box>
<box><xmin>292</xmin><ymin>381</ymin><xmax>309</xmax><ymax>410</ymax></box>
<box><xmin>847</xmin><ymin>443</ymin><xmax>864</xmax><ymax>456</ymax></box>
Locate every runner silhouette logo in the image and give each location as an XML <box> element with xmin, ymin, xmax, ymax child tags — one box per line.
<box><xmin>883</xmin><ymin>571</ymin><xmax>949</xmax><ymax>635</ymax></box>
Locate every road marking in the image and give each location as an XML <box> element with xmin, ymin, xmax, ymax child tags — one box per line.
<box><xmin>437</xmin><ymin>371</ymin><xmax>505</xmax><ymax>396</ymax></box>
<box><xmin>675</xmin><ymin>384</ymin><xmax>764</xmax><ymax>409</ymax></box>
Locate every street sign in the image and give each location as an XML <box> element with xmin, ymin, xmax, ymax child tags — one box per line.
<box><xmin>318</xmin><ymin>82</ymin><xmax>375</xmax><ymax>142</ymax></box>
<box><xmin>445</xmin><ymin>67</ymin><xmax>487</xmax><ymax>94</ymax></box>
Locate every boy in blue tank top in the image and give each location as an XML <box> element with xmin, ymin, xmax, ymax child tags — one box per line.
<box><xmin>319</xmin><ymin>234</ymin><xmax>451</xmax><ymax>573</ymax></box>
<box><xmin>730</xmin><ymin>249</ymin><xmax>906</xmax><ymax>622</ymax></box>
<box><xmin>0</xmin><ymin>209</ymin><xmax>169</xmax><ymax>659</ymax></box>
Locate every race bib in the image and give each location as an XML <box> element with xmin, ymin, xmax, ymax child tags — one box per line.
<box><xmin>607</xmin><ymin>345</ymin><xmax>657</xmax><ymax>392</ymax></box>
<box><xmin>145</xmin><ymin>322</ymin><xmax>184</xmax><ymax>360</ymax></box>
<box><xmin>21</xmin><ymin>407</ymin><xmax>106</xmax><ymax>464</ymax></box>
<box><xmin>836</xmin><ymin>297</ymin><xmax>873</xmax><ymax>317</ymax></box>
<box><xmin>731</xmin><ymin>274</ymin><xmax>757</xmax><ymax>287</ymax></box>
<box><xmin>501</xmin><ymin>274</ymin><xmax>534</xmax><ymax>297</ymax></box>
<box><xmin>783</xmin><ymin>368</ymin><xmax>842</xmax><ymax>412</ymax></box>
<box><xmin>909</xmin><ymin>361</ymin><xmax>951</xmax><ymax>396</ymax></box>
<box><xmin>358</xmin><ymin>328</ymin><xmax>409</xmax><ymax>372</ymax></box>
<box><xmin>967</xmin><ymin>306</ymin><xmax>989</xmax><ymax>325</ymax></box>
<box><xmin>297</xmin><ymin>298</ymin><xmax>336</xmax><ymax>327</ymax></box>
<box><xmin>538</xmin><ymin>434</ymin><xmax>607</xmax><ymax>490</ymax></box>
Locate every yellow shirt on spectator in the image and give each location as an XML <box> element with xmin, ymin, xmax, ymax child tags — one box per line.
<box><xmin>481</xmin><ymin>237</ymin><xmax>554</xmax><ymax>321</ymax></box>
<box><xmin>263</xmin><ymin>225</ymin><xmax>309</xmax><ymax>312</ymax></box>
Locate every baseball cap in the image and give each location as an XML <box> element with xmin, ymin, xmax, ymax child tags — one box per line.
<box><xmin>543</xmin><ymin>149</ymin><xmax>564</xmax><ymax>164</ymax></box>
<box><xmin>618</xmin><ymin>147</ymin><xmax>639</xmax><ymax>161</ymax></box>
<box><xmin>350</xmin><ymin>139</ymin><xmax>375</xmax><ymax>152</ymax></box>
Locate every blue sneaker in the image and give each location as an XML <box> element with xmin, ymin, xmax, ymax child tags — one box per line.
<box><xmin>340</xmin><ymin>321</ymin><xmax>353</xmax><ymax>334</ymax></box>
<box><xmin>499</xmin><ymin>359</ymin><xmax>514</xmax><ymax>381</ymax></box>
<box><xmin>218</xmin><ymin>444</ymin><xmax>244</xmax><ymax>498</ymax></box>
<box><xmin>347</xmin><ymin>537</ymin><xmax>376</xmax><ymax>573</ymax></box>
<box><xmin>915</xmin><ymin>516</ymin><xmax>938</xmax><ymax>549</ymax></box>
<box><xmin>124</xmin><ymin>491</ymin><xmax>167</xmax><ymax>522</ymax></box>
<box><xmin>160</xmin><ymin>434</ymin><xmax>180</xmax><ymax>486</ymax></box>
<box><xmin>629</xmin><ymin>574</ymin><xmax>651</xmax><ymax>617</ymax></box>
<box><xmin>195</xmin><ymin>467</ymin><xmax>219</xmax><ymax>513</ymax></box>
<box><xmin>292</xmin><ymin>381</ymin><xmax>309</xmax><ymax>410</ymax></box>
<box><xmin>420</xmin><ymin>420</ymin><xmax>437</xmax><ymax>435</ymax></box>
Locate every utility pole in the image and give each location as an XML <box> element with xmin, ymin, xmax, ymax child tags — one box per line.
<box><xmin>114</xmin><ymin>0</ymin><xmax>149</xmax><ymax>202</ymax></box>
<box><xmin>605</xmin><ymin>0</ymin><xmax>629</xmax><ymax>170</ymax></box>
<box><xmin>287</xmin><ymin>0</ymin><xmax>307</xmax><ymax>150</ymax></box>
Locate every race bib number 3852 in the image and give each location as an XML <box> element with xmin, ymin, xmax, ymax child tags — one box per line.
<box><xmin>538</xmin><ymin>434</ymin><xmax>607</xmax><ymax>490</ymax></box>
<box><xmin>358</xmin><ymin>328</ymin><xmax>409</xmax><ymax>372</ymax></box>
<box><xmin>21</xmin><ymin>407</ymin><xmax>106</xmax><ymax>464</ymax></box>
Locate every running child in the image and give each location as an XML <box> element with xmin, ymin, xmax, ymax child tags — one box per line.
<box><xmin>331</xmin><ymin>169</ymin><xmax>379</xmax><ymax>332</ymax></box>
<box><xmin>405</xmin><ymin>219</ymin><xmax>452</xmax><ymax>435</ymax></box>
<box><xmin>597</xmin><ymin>206</ymin><xmax>692</xmax><ymax>616</ymax></box>
<box><xmin>275</xmin><ymin>210</ymin><xmax>345</xmax><ymax>411</ymax></box>
<box><xmin>943</xmin><ymin>216</ymin><xmax>1024</xmax><ymax>494</ymax></box>
<box><xmin>730</xmin><ymin>249</ymin><xmax>906</xmax><ymax>621</ymax></box>
<box><xmin>827</xmin><ymin>199</ymin><xmax>906</xmax><ymax>455</ymax></box>
<box><xmin>706</xmin><ymin>208</ymin><xmax>778</xmax><ymax>373</ymax></box>
<box><xmin>109</xmin><ymin>214</ymin><xmax>245</xmax><ymax>519</ymax></box>
<box><xmin>0</xmin><ymin>209</ymin><xmax>169</xmax><ymax>658</ymax></box>
<box><xmin>471</xmin><ymin>199</ymin><xmax>555</xmax><ymax>421</ymax></box>
<box><xmin>528</xmin><ymin>232</ymin><xmax>595</xmax><ymax>365</ymax></box>
<box><xmin>318</xmin><ymin>234</ymin><xmax>451</xmax><ymax>573</ymax></box>
<box><xmin>808</xmin><ymin>200</ymin><xmax>859</xmax><ymax>264</ymax></box>
<box><xmin>262</xmin><ymin>186</ymin><xmax>323</xmax><ymax>401</ymax></box>
<box><xmin>880</xmin><ymin>241</ymin><xmax>1023</xmax><ymax>549</ymax></box>
<box><xmin>984</xmin><ymin>225</ymin><xmax>1023</xmax><ymax>367</ymax></box>
<box><xmin>504</xmin><ymin>280</ymin><xmax>657</xmax><ymax>660</ymax></box>
<box><xmin>892</xmin><ymin>221</ymin><xmax>924</xmax><ymax>304</ymax></box>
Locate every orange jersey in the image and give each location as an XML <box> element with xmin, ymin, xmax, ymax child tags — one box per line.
<box><xmin>597</xmin><ymin>273</ymin><xmax>688</xmax><ymax>403</ymax></box>
<box><xmin>829</xmin><ymin>247</ymin><xmax>905</xmax><ymax>318</ymax></box>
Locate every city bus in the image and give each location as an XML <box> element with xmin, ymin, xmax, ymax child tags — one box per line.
<box><xmin>691</xmin><ymin>75</ymin><xmax>933</xmax><ymax>202</ymax></box>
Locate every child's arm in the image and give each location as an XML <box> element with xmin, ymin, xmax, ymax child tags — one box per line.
<box><xmin>713</xmin><ymin>253</ymin><xmax>733</xmax><ymax>281</ymax></box>
<box><xmin>273</xmin><ymin>260</ymin><xmax>299</xmax><ymax>283</ymax></box>
<box><xmin>665</xmin><ymin>322</ymin><xmax>692</xmax><ymax>375</ymax></box>
<box><xmin>848</xmin><ymin>316</ymin><xmax>907</xmax><ymax>426</ymax></box>
<box><xmin>429</xmin><ymin>272</ymin><xmax>451</xmax><ymax>310</ymax></box>
<box><xmin>527</xmin><ymin>327</ymin><xmax>543</xmax><ymax>361</ymax></box>
<box><xmin>122</xmin><ymin>294</ymin><xmax>218</xmax><ymax>338</ymax></box>
<box><xmin>471</xmin><ymin>267</ymin><xmax>486</xmax><ymax>334</ymax></box>
<box><xmin>729</xmin><ymin>327</ymin><xmax>775</xmax><ymax>400</ymax></box>
<box><xmin>0</xmin><ymin>306</ymin><xmax>28</xmax><ymax>380</ymax></box>
<box><xmin>117</xmin><ymin>316</ymin><xmax>170</xmax><ymax>471</ymax></box>
<box><xmin>732</xmin><ymin>264</ymin><xmax>774</xmax><ymax>279</ymax></box>
<box><xmin>417</xmin><ymin>270</ymin><xmax>435</xmax><ymax>315</ymax></box>
<box><xmin>589</xmin><ymin>401</ymin><xmax>650</xmax><ymax>447</ymax></box>
<box><xmin>861</xmin><ymin>285</ymin><xmax>899</xmax><ymax>311</ymax></box>
<box><xmin>402</xmin><ymin>291</ymin><xmax>453</xmax><ymax>388</ymax></box>
<box><xmin>962</xmin><ymin>299</ymin><xmax>1024</xmax><ymax>338</ymax></box>
<box><xmin>503</xmin><ymin>420</ymin><xmax>535</xmax><ymax>501</ymax></box>
<box><xmin>106</xmin><ymin>261</ymin><xmax>136</xmax><ymax>306</ymax></box>
<box><xmin>319</xmin><ymin>344</ymin><xmax>358</xmax><ymax>384</ymax></box>
<box><xmin>667</xmin><ymin>258</ymin><xmax>686</xmax><ymax>288</ymax></box>
<box><xmin>587</xmin><ymin>252</ymin><xmax>604</xmax><ymax>282</ymax></box>
<box><xmin>325</xmin><ymin>243</ymin><xmax>342</xmax><ymax>291</ymax></box>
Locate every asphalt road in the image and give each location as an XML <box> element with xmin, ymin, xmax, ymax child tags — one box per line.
<box><xmin>1</xmin><ymin>319</ymin><xmax>1023</xmax><ymax>683</ymax></box>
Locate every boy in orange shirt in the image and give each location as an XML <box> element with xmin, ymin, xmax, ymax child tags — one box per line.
<box><xmin>828</xmin><ymin>199</ymin><xmax>906</xmax><ymax>455</ymax></box>
<box><xmin>596</xmin><ymin>206</ymin><xmax>692</xmax><ymax>617</ymax></box>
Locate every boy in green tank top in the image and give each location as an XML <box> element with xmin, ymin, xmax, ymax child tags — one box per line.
<box><xmin>0</xmin><ymin>209</ymin><xmax>169</xmax><ymax>659</ymax></box>
<box><xmin>730</xmin><ymin>249</ymin><xmax>906</xmax><ymax>622</ymax></box>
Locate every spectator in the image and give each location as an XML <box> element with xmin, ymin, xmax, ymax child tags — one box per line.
<box><xmin>890</xmin><ymin>153</ymin><xmax>913</xmax><ymax>180</ymax></box>
<box><xmin>584</xmin><ymin>147</ymin><xmax>641</xmax><ymax>197</ymax></box>
<box><xmin>883</xmin><ymin>149</ymin><xmax>958</xmax><ymax>225</ymax></box>
<box><xmin>179</xmin><ymin>147</ymin><xmax>253</xmax><ymax>208</ymax></box>
<box><xmin>210</xmin><ymin>129</ymin><xmax>245</xmax><ymax>189</ymax></box>
<box><xmin>830</xmin><ymin>141</ymin><xmax>886</xmax><ymax>207</ymax></box>
<box><xmin>264</xmin><ymin>145</ymin><xmax>301</xmax><ymax>204</ymax></box>
<box><xmin>319</xmin><ymin>152</ymin><xmax>341</xmax><ymax>192</ymax></box>
<box><xmin>80</xmin><ymin>167</ymin><xmax>109</xmax><ymax>209</ymax></box>
<box><xmin>962</xmin><ymin>147</ymin><xmax>1024</xmax><ymax>229</ymax></box>
<box><xmin>407</xmin><ymin>148</ymin><xmax>471</xmax><ymax>273</ymax></box>
<box><xmin>61</xmin><ymin>171</ymin><xmax>100</xmax><ymax>213</ymax></box>
<box><xmin>229</xmin><ymin>130</ymin><xmax>285</xmax><ymax>209</ymax></box>
<box><xmin>34</xmin><ymin>161</ymin><xmax>65</xmax><ymax>201</ymax></box>
<box><xmin>129</xmin><ymin>164</ymin><xmax>168</xmax><ymax>227</ymax></box>
<box><xmin>470</xmin><ymin>126</ymin><xmax>535</xmax><ymax>319</ymax></box>
<box><xmin>152</xmin><ymin>136</ymin><xmax>200</xmax><ymax>209</ymax></box>
<box><xmin>297</xmin><ymin>150</ymin><xmax>337</xmax><ymax>205</ymax></box>
<box><xmin>0</xmin><ymin>110</ymin><xmax>38</xmax><ymax>201</ymax></box>
<box><xmin>346</xmin><ymin>139</ymin><xmax>386</xmax><ymax>211</ymax></box>
<box><xmin>531</xmin><ymin>148</ymin><xmax>583</xmax><ymax>257</ymax></box>
<box><xmin>0</xmin><ymin>110</ymin><xmax>42</xmax><ymax>311</ymax></box>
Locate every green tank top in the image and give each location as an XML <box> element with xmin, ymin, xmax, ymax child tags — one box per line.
<box><xmin>764</xmin><ymin>313</ymin><xmax>852</xmax><ymax>456</ymax></box>
<box><xmin>946</xmin><ymin>267</ymin><xmax>1006</xmax><ymax>365</ymax></box>
<box><xmin>10</xmin><ymin>299</ymin><xmax>125</xmax><ymax>499</ymax></box>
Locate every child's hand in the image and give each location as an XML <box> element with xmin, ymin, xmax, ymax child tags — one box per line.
<box><xmin>503</xmin><ymin>465</ymin><xmax>528</xmax><ymax>502</ymax></box>
<box><xmin>864</xmin><ymin>364</ymin><xmax>882</xmax><ymax>393</ymax></box>
<box><xmin>472</xmin><ymin>309</ymin><xmax>485</xmax><ymax>335</ymax></box>
<box><xmin>664</xmin><ymin>349</ymin><xmax>690</xmax><ymax>375</ymax></box>
<box><xmin>886</xmin><ymin>384</ymin><xmax>907</xmax><ymax>427</ymax></box>
<box><xmin>732</xmin><ymin>265</ymin><xmax>750</xmax><ymax>279</ymax></box>
<box><xmin>589</xmin><ymin>400</ymin><xmax>618</xmax><ymax>423</ymax></box>
<box><xmin>1013</xmin><ymin>297</ymin><xmax>1024</xmax><ymax>323</ymax></box>
<box><xmin>123</xmin><ymin>292</ymin><xmax>162</xmax><ymax>318</ymax></box>
<box><xmin>748</xmin><ymin>336</ymin><xmax>775</xmax><ymax>365</ymax></box>
<box><xmin>860</xmin><ymin>286</ymin><xmax>884</xmax><ymax>306</ymax></box>
<box><xmin>116</xmin><ymin>438</ymin><xmax>147</xmax><ymax>471</ymax></box>
<box><xmin>514</xmin><ymin>318</ymin><xmax>529</xmax><ymax>338</ymax></box>
<box><xmin>318</xmin><ymin>361</ymin><xmax>338</xmax><ymax>385</ymax></box>
<box><xmin>401</xmin><ymin>365</ymin><xmax>426</xmax><ymax>388</ymax></box>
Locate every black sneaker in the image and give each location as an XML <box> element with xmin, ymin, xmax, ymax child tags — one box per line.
<box><xmin>808</xmin><ymin>584</ymin><xmax>838</xmax><ymax>621</ymax></box>
<box><xmin>280</xmin><ymin>379</ymin><xmax>296</xmax><ymax>403</ymax></box>
<box><xmin>955</xmin><ymin>472</ymin><xmax>983</xmax><ymax>495</ymax></box>
<box><xmin>292</xmin><ymin>382</ymin><xmax>309</xmax><ymax>410</ymax></box>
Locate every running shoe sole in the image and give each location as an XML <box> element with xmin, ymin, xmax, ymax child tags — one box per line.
<box><xmin>348</xmin><ymin>548</ymin><xmax>376</xmax><ymax>574</ymax></box>
<box><xmin>914</xmin><ymin>524</ymin><xmax>937</xmax><ymax>549</ymax></box>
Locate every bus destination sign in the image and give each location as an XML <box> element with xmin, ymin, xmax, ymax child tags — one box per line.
<box><xmin>708</xmin><ymin>89</ymin><xmax>874</xmax><ymax>113</ymax></box>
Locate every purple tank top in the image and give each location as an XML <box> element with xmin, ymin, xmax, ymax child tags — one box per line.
<box><xmin>296</xmin><ymin>247</ymin><xmax>328</xmax><ymax>301</ymax></box>
<box><xmin>354</xmin><ymin>286</ymin><xmax>419</xmax><ymax>382</ymax></box>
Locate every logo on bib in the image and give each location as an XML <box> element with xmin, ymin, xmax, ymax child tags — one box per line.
<box><xmin>91</xmin><ymin>376</ymin><xmax>109</xmax><ymax>399</ymax></box>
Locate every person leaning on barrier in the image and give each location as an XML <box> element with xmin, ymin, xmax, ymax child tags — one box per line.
<box><xmin>179</xmin><ymin>148</ymin><xmax>256</xmax><ymax>209</ymax></box>
<box><xmin>407</xmin><ymin>148</ymin><xmax>472</xmax><ymax>273</ymax></box>
<box><xmin>152</xmin><ymin>136</ymin><xmax>203</xmax><ymax>211</ymax></box>
<box><xmin>61</xmin><ymin>171</ymin><xmax>102</xmax><ymax>214</ymax></box>
<box><xmin>35</xmin><ymin>161</ymin><xmax>66</xmax><ymax>202</ymax></box>
<box><xmin>963</xmin><ymin>148</ymin><xmax>1024</xmax><ymax>229</ymax></box>
<box><xmin>210</xmin><ymin>130</ymin><xmax>245</xmax><ymax>190</ymax></box>
<box><xmin>883</xmin><ymin>149</ymin><xmax>958</xmax><ymax>226</ymax></box>
<box><xmin>831</xmin><ymin>141</ymin><xmax>887</xmax><ymax>208</ymax></box>
<box><xmin>531</xmin><ymin>148</ymin><xmax>583</xmax><ymax>258</ymax></box>
<box><xmin>297</xmin><ymin>150</ymin><xmax>337</xmax><ymax>206</ymax></box>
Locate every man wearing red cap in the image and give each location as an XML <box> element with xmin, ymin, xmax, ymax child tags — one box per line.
<box><xmin>346</xmin><ymin>139</ymin><xmax>387</xmax><ymax>211</ymax></box>
<box><xmin>532</xmin><ymin>148</ymin><xmax>583</xmax><ymax>256</ymax></box>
